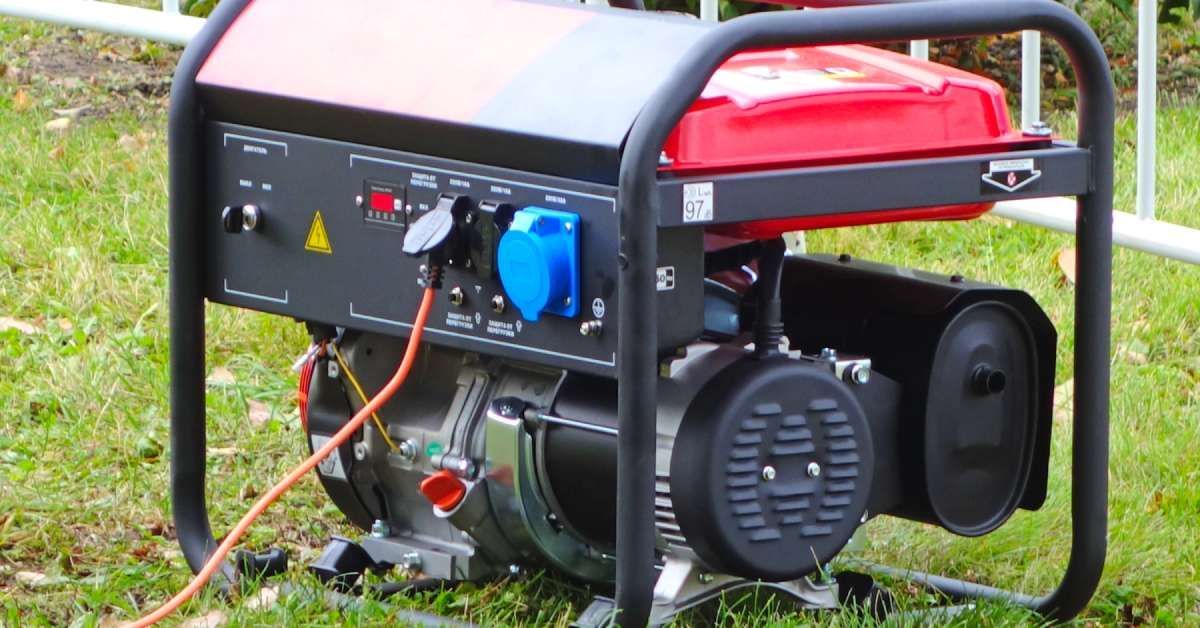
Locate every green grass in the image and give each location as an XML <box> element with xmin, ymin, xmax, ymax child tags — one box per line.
<box><xmin>1</xmin><ymin>16</ymin><xmax>1199</xmax><ymax>627</ymax></box>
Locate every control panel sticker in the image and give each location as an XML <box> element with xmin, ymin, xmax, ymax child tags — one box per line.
<box><xmin>682</xmin><ymin>181</ymin><xmax>715</xmax><ymax>223</ymax></box>
<box><xmin>657</xmin><ymin>266</ymin><xmax>676</xmax><ymax>292</ymax></box>
<box><xmin>305</xmin><ymin>211</ymin><xmax>334</xmax><ymax>254</ymax></box>
<box><xmin>981</xmin><ymin>158</ymin><xmax>1042</xmax><ymax>193</ymax></box>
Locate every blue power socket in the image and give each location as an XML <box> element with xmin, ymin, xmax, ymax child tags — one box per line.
<box><xmin>496</xmin><ymin>207</ymin><xmax>581</xmax><ymax>322</ymax></box>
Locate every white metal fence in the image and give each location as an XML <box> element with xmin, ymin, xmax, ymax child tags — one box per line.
<box><xmin>1</xmin><ymin>0</ymin><xmax>1197</xmax><ymax>264</ymax></box>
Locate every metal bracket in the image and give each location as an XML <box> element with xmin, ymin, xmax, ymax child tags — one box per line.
<box><xmin>648</xmin><ymin>557</ymin><xmax>838</xmax><ymax>625</ymax></box>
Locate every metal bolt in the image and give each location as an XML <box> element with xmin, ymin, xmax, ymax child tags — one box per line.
<box><xmin>564</xmin><ymin>222</ymin><xmax>573</xmax><ymax>233</ymax></box>
<box><xmin>819</xmin><ymin>347</ymin><xmax>838</xmax><ymax>361</ymax></box>
<box><xmin>371</xmin><ymin>519</ymin><xmax>391</xmax><ymax>538</ymax></box>
<box><xmin>1024</xmin><ymin>120</ymin><xmax>1053</xmax><ymax>137</ymax></box>
<box><xmin>355</xmin><ymin>195</ymin><xmax>364</xmax><ymax>208</ymax></box>
<box><xmin>849</xmin><ymin>363</ymin><xmax>871</xmax><ymax>386</ymax></box>
<box><xmin>241</xmin><ymin>204</ymin><xmax>261</xmax><ymax>232</ymax></box>
<box><xmin>327</xmin><ymin>360</ymin><xmax>340</xmax><ymax>379</ymax></box>
<box><xmin>354</xmin><ymin>442</ymin><xmax>367</xmax><ymax>461</ymax></box>
<box><xmin>697</xmin><ymin>573</ymin><xmax>714</xmax><ymax>584</ymax></box>
<box><xmin>400</xmin><ymin>551</ymin><xmax>422</xmax><ymax>570</ymax></box>
<box><xmin>508</xmin><ymin>564</ymin><xmax>522</xmax><ymax>577</ymax></box>
<box><xmin>405</xmin><ymin>204</ymin><xmax>414</xmax><ymax>216</ymax></box>
<box><xmin>579</xmin><ymin>320</ymin><xmax>603</xmax><ymax>337</ymax></box>
<box><xmin>491</xmin><ymin>295</ymin><xmax>507</xmax><ymax>314</ymax></box>
<box><xmin>448</xmin><ymin>286</ymin><xmax>465</xmax><ymax>307</ymax></box>
<box><xmin>838</xmin><ymin>253</ymin><xmax>852</xmax><ymax>264</ymax></box>
<box><xmin>454</xmin><ymin>457</ymin><xmax>476</xmax><ymax>477</ymax></box>
<box><xmin>419</xmin><ymin>264</ymin><xmax>429</xmax><ymax>276</ymax></box>
<box><xmin>563</xmin><ymin>296</ymin><xmax>572</xmax><ymax>307</ymax></box>
<box><xmin>807</xmin><ymin>462</ymin><xmax>822</xmax><ymax>478</ymax></box>
<box><xmin>761</xmin><ymin>465</ymin><xmax>777</xmax><ymax>481</ymax></box>
<box><xmin>465</xmin><ymin>211</ymin><xmax>475</xmax><ymax>225</ymax></box>
<box><xmin>398</xmin><ymin>439</ymin><xmax>418</xmax><ymax>463</ymax></box>
<box><xmin>659</xmin><ymin>151</ymin><xmax>674</xmax><ymax>167</ymax></box>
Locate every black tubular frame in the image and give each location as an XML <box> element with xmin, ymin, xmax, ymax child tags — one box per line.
<box><xmin>167</xmin><ymin>0</ymin><xmax>1112</xmax><ymax>625</ymax></box>
<box><xmin>168</xmin><ymin>0</ymin><xmax>254</xmax><ymax>584</ymax></box>
<box><xmin>616</xmin><ymin>0</ymin><xmax>1113</xmax><ymax>626</ymax></box>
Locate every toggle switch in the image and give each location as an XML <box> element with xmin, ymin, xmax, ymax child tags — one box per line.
<box><xmin>222</xmin><ymin>204</ymin><xmax>262</xmax><ymax>233</ymax></box>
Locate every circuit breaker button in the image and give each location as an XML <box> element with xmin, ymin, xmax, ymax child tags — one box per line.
<box><xmin>419</xmin><ymin>470</ymin><xmax>467</xmax><ymax>511</ymax></box>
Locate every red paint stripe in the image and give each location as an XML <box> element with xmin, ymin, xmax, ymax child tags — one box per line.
<box><xmin>197</xmin><ymin>0</ymin><xmax>594</xmax><ymax>124</ymax></box>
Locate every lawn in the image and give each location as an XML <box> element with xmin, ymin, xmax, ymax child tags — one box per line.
<box><xmin>1</xmin><ymin>13</ymin><xmax>1198</xmax><ymax>628</ymax></box>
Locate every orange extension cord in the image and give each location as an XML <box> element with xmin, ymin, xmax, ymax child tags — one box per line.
<box><xmin>131</xmin><ymin>286</ymin><xmax>436</xmax><ymax>627</ymax></box>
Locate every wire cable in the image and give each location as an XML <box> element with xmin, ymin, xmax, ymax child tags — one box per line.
<box><xmin>330</xmin><ymin>343</ymin><xmax>400</xmax><ymax>451</ymax></box>
<box><xmin>130</xmin><ymin>286</ymin><xmax>437</xmax><ymax>627</ymax></box>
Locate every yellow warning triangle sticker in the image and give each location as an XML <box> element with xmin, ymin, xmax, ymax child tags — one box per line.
<box><xmin>305</xmin><ymin>210</ymin><xmax>333</xmax><ymax>254</ymax></box>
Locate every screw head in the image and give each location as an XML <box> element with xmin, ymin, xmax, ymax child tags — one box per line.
<box><xmin>564</xmin><ymin>222</ymin><xmax>573</xmax><ymax>233</ymax></box>
<box><xmin>491</xmin><ymin>295</ymin><xmax>507</xmax><ymax>314</ymax></box>
<box><xmin>761</xmin><ymin>465</ymin><xmax>777</xmax><ymax>481</ymax></box>
<box><xmin>697</xmin><ymin>572</ymin><xmax>714</xmax><ymax>584</ymax></box>
<box><xmin>354</xmin><ymin>442</ymin><xmax>367</xmax><ymax>461</ymax></box>
<box><xmin>579</xmin><ymin>320</ymin><xmax>603</xmax><ymax>337</ymax></box>
<box><xmin>1024</xmin><ymin>120</ymin><xmax>1054</xmax><ymax>137</ymax></box>
<box><xmin>371</xmin><ymin>519</ymin><xmax>391</xmax><ymax>538</ymax></box>
<box><xmin>398</xmin><ymin>439</ymin><xmax>418</xmax><ymax>462</ymax></box>
<box><xmin>448</xmin><ymin>286</ymin><xmax>465</xmax><ymax>306</ymax></box>
<box><xmin>807</xmin><ymin>462</ymin><xmax>822</xmax><ymax>478</ymax></box>
<box><xmin>508</xmin><ymin>564</ymin><xmax>522</xmax><ymax>577</ymax></box>
<box><xmin>400</xmin><ymin>551</ymin><xmax>422</xmax><ymax>570</ymax></box>
<box><xmin>355</xmin><ymin>195</ymin><xmax>364</xmax><ymax>208</ymax></box>
<box><xmin>849</xmin><ymin>363</ymin><xmax>871</xmax><ymax>385</ymax></box>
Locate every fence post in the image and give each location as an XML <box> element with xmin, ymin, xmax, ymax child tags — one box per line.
<box><xmin>910</xmin><ymin>39</ymin><xmax>929</xmax><ymax>60</ymax></box>
<box><xmin>1136</xmin><ymin>0</ymin><xmax>1157</xmax><ymax>220</ymax></box>
<box><xmin>1021</xmin><ymin>30</ymin><xmax>1042</xmax><ymax>129</ymax></box>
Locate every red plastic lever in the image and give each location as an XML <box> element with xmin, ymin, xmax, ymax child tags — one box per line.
<box><xmin>419</xmin><ymin>470</ymin><xmax>467</xmax><ymax>511</ymax></box>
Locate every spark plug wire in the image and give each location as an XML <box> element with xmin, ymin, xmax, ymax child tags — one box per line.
<box><xmin>131</xmin><ymin>286</ymin><xmax>436</xmax><ymax>627</ymax></box>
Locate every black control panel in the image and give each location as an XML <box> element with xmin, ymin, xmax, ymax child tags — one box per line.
<box><xmin>204</xmin><ymin>123</ymin><xmax>703</xmax><ymax>375</ymax></box>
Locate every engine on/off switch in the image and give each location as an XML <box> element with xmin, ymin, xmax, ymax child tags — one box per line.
<box><xmin>497</xmin><ymin>207</ymin><xmax>580</xmax><ymax>322</ymax></box>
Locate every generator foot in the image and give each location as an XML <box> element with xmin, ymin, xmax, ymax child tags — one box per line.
<box><xmin>309</xmin><ymin>536</ymin><xmax>379</xmax><ymax>593</ymax></box>
<box><xmin>835</xmin><ymin>571</ymin><xmax>895</xmax><ymax>619</ymax></box>
<box><xmin>236</xmin><ymin>547</ymin><xmax>289</xmax><ymax>581</ymax></box>
<box><xmin>571</xmin><ymin>596</ymin><xmax>617</xmax><ymax>628</ymax></box>
<box><xmin>644</xmin><ymin>557</ymin><xmax>838</xmax><ymax>626</ymax></box>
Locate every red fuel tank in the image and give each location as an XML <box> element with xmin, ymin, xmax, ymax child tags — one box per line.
<box><xmin>661</xmin><ymin>45</ymin><xmax>1048</xmax><ymax>237</ymax></box>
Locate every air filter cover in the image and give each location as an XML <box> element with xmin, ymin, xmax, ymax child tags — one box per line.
<box><xmin>923</xmin><ymin>301</ymin><xmax>1041</xmax><ymax>536</ymax></box>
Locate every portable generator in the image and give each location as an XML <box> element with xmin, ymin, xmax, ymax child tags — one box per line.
<box><xmin>165</xmin><ymin>0</ymin><xmax>1114</xmax><ymax>624</ymax></box>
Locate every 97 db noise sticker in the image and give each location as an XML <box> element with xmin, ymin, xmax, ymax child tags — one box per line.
<box><xmin>682</xmin><ymin>182</ymin><xmax>714</xmax><ymax>223</ymax></box>
<box><xmin>981</xmin><ymin>158</ymin><xmax>1042</xmax><ymax>193</ymax></box>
